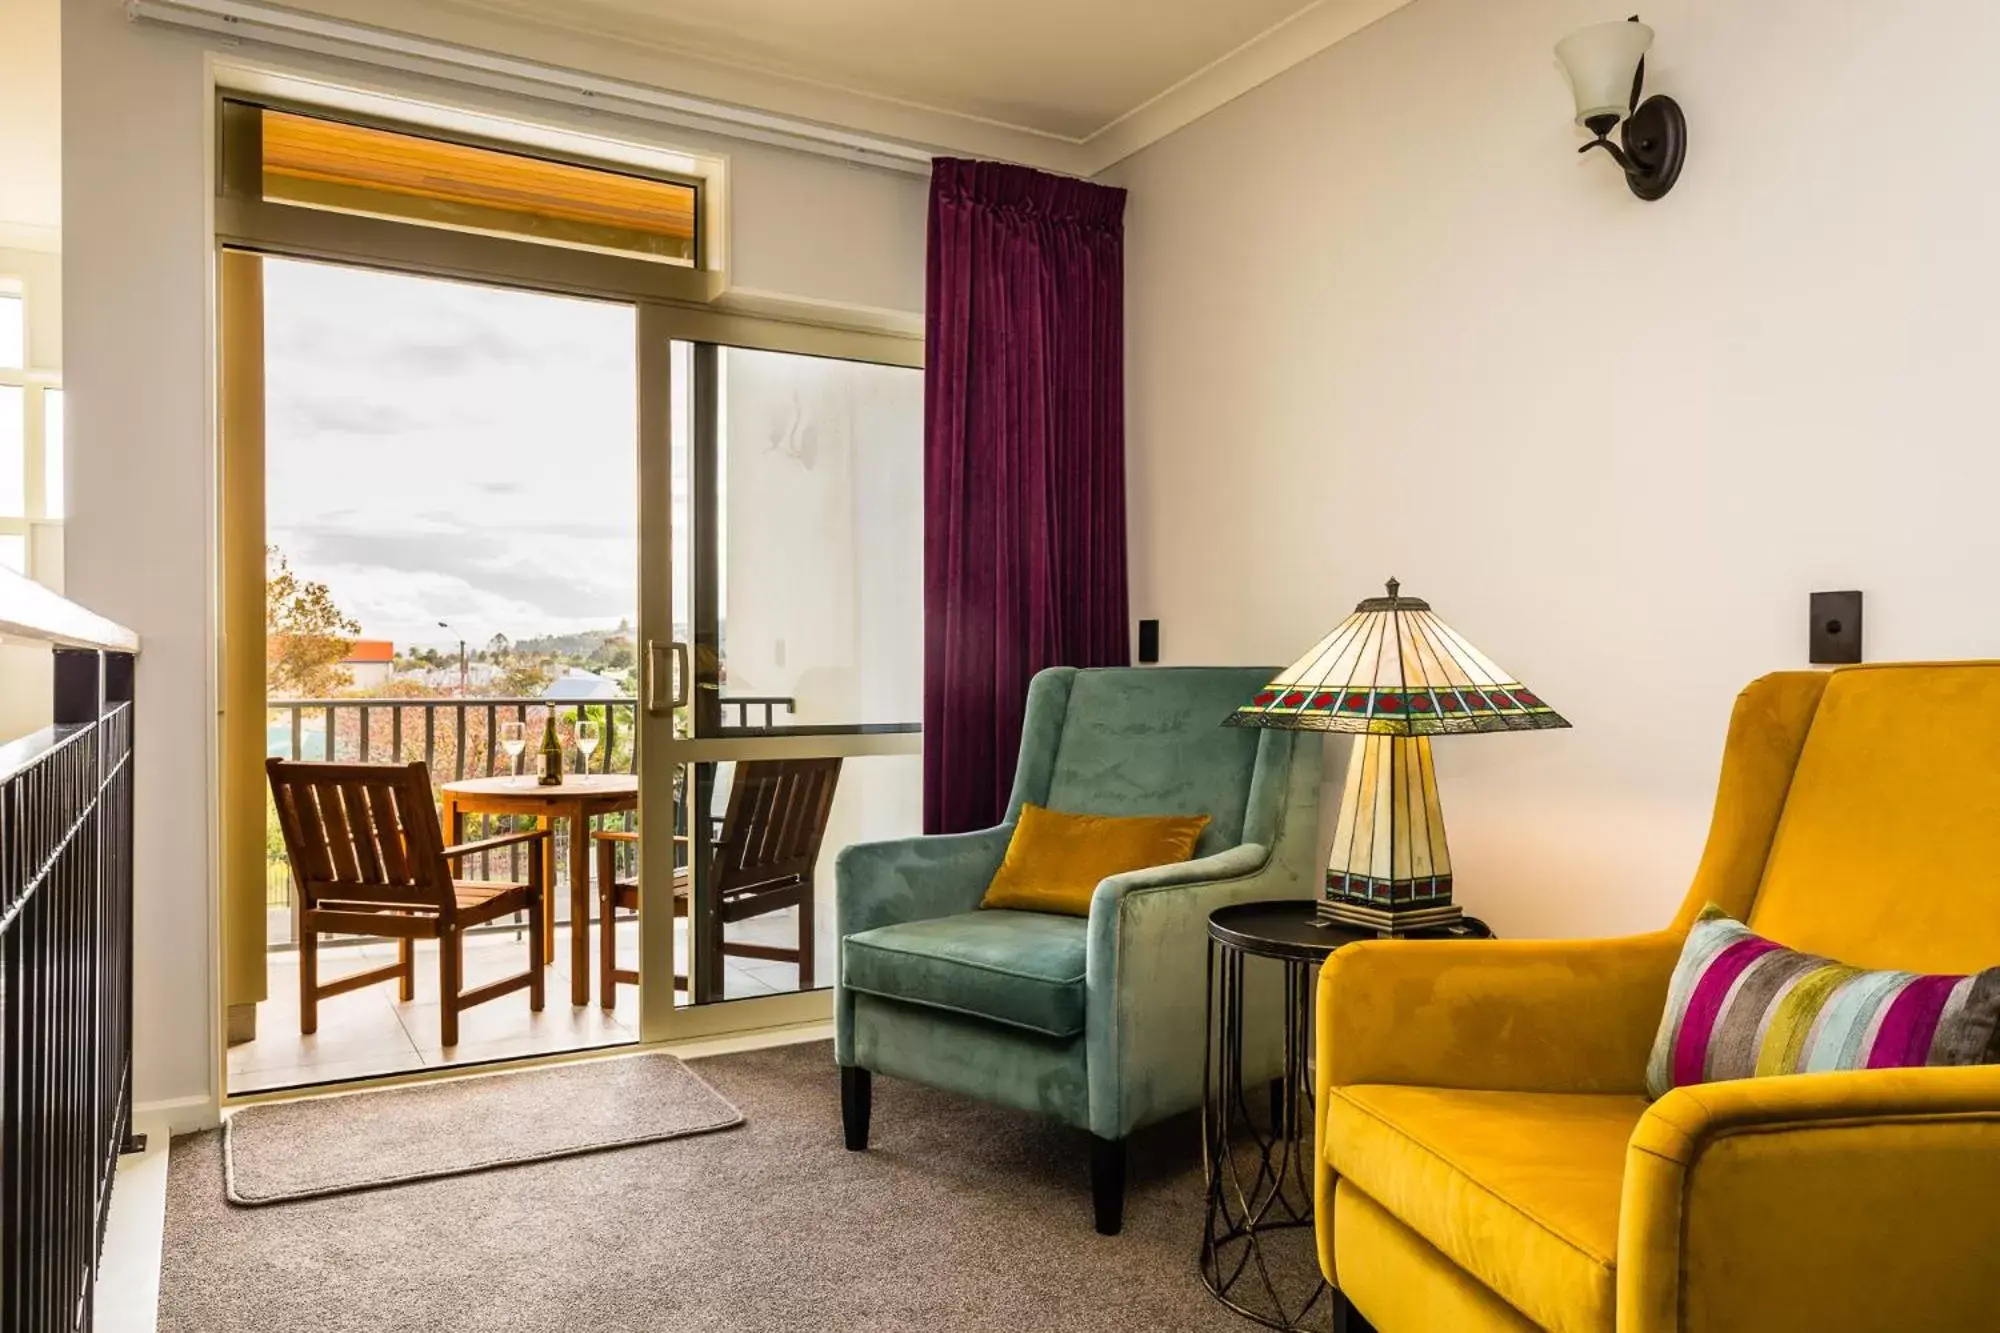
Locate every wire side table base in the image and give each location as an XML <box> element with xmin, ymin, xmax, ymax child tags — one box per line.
<box><xmin>1199</xmin><ymin>902</ymin><xmax>1490</xmax><ymax>1331</ymax></box>
<box><xmin>1199</xmin><ymin>937</ymin><xmax>1331</xmax><ymax>1331</ymax></box>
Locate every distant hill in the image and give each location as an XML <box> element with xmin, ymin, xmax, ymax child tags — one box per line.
<box><xmin>514</xmin><ymin>624</ymin><xmax>634</xmax><ymax>658</ymax></box>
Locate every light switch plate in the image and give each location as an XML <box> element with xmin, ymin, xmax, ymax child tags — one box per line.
<box><xmin>1809</xmin><ymin>591</ymin><xmax>1863</xmax><ymax>665</ymax></box>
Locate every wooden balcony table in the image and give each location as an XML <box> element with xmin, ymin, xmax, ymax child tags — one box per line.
<box><xmin>438</xmin><ymin>773</ymin><xmax>639</xmax><ymax>1007</ymax></box>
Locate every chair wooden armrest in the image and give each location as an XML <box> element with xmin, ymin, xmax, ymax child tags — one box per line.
<box><xmin>443</xmin><ymin>828</ymin><xmax>550</xmax><ymax>862</ymax></box>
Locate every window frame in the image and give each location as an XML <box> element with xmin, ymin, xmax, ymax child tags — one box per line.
<box><xmin>220</xmin><ymin>97</ymin><xmax>708</xmax><ymax>272</ymax></box>
<box><xmin>0</xmin><ymin>280</ymin><xmax>62</xmax><ymax>581</ymax></box>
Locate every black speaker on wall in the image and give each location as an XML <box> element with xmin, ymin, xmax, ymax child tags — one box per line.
<box><xmin>1137</xmin><ymin>620</ymin><xmax>1160</xmax><ymax>664</ymax></box>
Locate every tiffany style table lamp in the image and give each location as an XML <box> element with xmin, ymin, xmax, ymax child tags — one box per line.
<box><xmin>1226</xmin><ymin>580</ymin><xmax>1570</xmax><ymax>935</ymax></box>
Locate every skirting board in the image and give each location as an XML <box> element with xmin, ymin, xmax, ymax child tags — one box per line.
<box><xmin>135</xmin><ymin>1093</ymin><xmax>222</xmax><ymax>1135</ymax></box>
<box><xmin>97</xmin><ymin>1113</ymin><xmax>174</xmax><ymax>1333</ymax></box>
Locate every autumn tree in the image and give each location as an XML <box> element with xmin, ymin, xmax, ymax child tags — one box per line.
<box><xmin>497</xmin><ymin>657</ymin><xmax>553</xmax><ymax>696</ymax></box>
<box><xmin>266</xmin><ymin>546</ymin><xmax>361</xmax><ymax>698</ymax></box>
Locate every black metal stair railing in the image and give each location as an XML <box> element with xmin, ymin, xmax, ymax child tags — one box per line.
<box><xmin>0</xmin><ymin>642</ymin><xmax>141</xmax><ymax>1333</ymax></box>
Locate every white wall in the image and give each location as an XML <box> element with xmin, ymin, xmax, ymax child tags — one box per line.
<box><xmin>1105</xmin><ymin>0</ymin><xmax>2000</xmax><ymax>940</ymax></box>
<box><xmin>62</xmin><ymin>0</ymin><xmax>926</xmax><ymax>1114</ymax></box>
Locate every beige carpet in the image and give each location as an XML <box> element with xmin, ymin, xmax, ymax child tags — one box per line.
<box><xmin>224</xmin><ymin>1053</ymin><xmax>742</xmax><ymax>1204</ymax></box>
<box><xmin>161</xmin><ymin>1040</ymin><xmax>1323</xmax><ymax>1332</ymax></box>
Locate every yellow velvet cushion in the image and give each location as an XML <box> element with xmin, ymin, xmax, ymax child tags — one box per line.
<box><xmin>1325</xmin><ymin>1083</ymin><xmax>1645</xmax><ymax>1333</ymax></box>
<box><xmin>978</xmin><ymin>803</ymin><xmax>1209</xmax><ymax>916</ymax></box>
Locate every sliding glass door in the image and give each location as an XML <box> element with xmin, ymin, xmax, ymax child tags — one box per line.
<box><xmin>215</xmin><ymin>99</ymin><xmax>925</xmax><ymax>1072</ymax></box>
<box><xmin>632</xmin><ymin>325</ymin><xmax>923</xmax><ymax>1040</ymax></box>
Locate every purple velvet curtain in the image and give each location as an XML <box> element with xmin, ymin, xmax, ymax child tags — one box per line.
<box><xmin>923</xmin><ymin>157</ymin><xmax>1131</xmax><ymax>834</ymax></box>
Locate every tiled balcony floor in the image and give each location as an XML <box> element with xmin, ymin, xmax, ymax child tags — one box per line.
<box><xmin>228</xmin><ymin>911</ymin><xmax>816</xmax><ymax>1094</ymax></box>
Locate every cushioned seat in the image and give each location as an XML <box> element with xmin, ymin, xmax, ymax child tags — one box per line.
<box><xmin>1326</xmin><ymin>1085</ymin><xmax>1646</xmax><ymax>1333</ymax></box>
<box><xmin>843</xmin><ymin>909</ymin><xmax>1087</xmax><ymax>1038</ymax></box>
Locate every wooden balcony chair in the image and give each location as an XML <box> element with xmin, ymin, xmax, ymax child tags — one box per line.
<box><xmin>266</xmin><ymin>758</ymin><xmax>547</xmax><ymax>1048</ymax></box>
<box><xmin>593</xmin><ymin>757</ymin><xmax>841</xmax><ymax>1007</ymax></box>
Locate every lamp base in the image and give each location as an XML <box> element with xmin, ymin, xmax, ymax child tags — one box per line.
<box><xmin>1325</xmin><ymin>734</ymin><xmax>1460</xmax><ymax>935</ymax></box>
<box><xmin>1318</xmin><ymin>898</ymin><xmax>1465</xmax><ymax>938</ymax></box>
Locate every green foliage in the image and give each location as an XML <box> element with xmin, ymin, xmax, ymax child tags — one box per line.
<box><xmin>589</xmin><ymin>638</ymin><xmax>636</xmax><ymax>673</ymax></box>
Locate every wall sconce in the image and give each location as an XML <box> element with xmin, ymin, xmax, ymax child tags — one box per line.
<box><xmin>1555</xmin><ymin>16</ymin><xmax>1686</xmax><ymax>200</ymax></box>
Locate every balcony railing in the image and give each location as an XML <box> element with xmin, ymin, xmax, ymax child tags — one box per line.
<box><xmin>268</xmin><ymin>696</ymin><xmax>641</xmax><ymax>778</ymax></box>
<box><xmin>0</xmin><ymin>572</ymin><xmax>141</xmax><ymax>1333</ymax></box>
<box><xmin>262</xmin><ymin>693</ymin><xmax>796</xmax><ymax>775</ymax></box>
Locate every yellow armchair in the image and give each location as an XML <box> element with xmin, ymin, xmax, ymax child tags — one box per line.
<box><xmin>1316</xmin><ymin>664</ymin><xmax>2000</xmax><ymax>1332</ymax></box>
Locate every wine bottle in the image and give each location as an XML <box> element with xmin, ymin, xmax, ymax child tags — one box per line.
<box><xmin>537</xmin><ymin>710</ymin><xmax>564</xmax><ymax>787</ymax></box>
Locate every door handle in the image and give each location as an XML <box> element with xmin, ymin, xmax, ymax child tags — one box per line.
<box><xmin>671</xmin><ymin>641</ymin><xmax>691</xmax><ymax>709</ymax></box>
<box><xmin>647</xmin><ymin>640</ymin><xmax>692</xmax><ymax>714</ymax></box>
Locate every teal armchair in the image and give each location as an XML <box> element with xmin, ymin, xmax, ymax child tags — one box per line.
<box><xmin>835</xmin><ymin>666</ymin><xmax>1323</xmax><ymax>1233</ymax></box>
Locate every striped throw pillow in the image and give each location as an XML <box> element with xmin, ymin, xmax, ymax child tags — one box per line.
<box><xmin>1646</xmin><ymin>905</ymin><xmax>2000</xmax><ymax>1099</ymax></box>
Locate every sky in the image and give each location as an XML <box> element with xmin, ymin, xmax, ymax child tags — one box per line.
<box><xmin>264</xmin><ymin>257</ymin><xmax>640</xmax><ymax>653</ymax></box>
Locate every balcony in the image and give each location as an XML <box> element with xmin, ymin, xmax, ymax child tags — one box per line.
<box><xmin>234</xmin><ymin>692</ymin><xmax>804</xmax><ymax>1094</ymax></box>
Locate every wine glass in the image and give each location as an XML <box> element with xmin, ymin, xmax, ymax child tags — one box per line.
<box><xmin>499</xmin><ymin>720</ymin><xmax>527</xmax><ymax>784</ymax></box>
<box><xmin>575</xmin><ymin>718</ymin><xmax>601</xmax><ymax>773</ymax></box>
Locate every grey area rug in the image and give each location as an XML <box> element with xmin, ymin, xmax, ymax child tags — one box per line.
<box><xmin>163</xmin><ymin>1040</ymin><xmax>1322</xmax><ymax>1332</ymax></box>
<box><xmin>224</xmin><ymin>1052</ymin><xmax>743</xmax><ymax>1204</ymax></box>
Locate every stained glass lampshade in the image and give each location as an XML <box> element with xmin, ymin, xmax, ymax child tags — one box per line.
<box><xmin>1225</xmin><ymin>580</ymin><xmax>1570</xmax><ymax>934</ymax></box>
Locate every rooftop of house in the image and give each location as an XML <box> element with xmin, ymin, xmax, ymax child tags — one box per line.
<box><xmin>342</xmin><ymin>639</ymin><xmax>394</xmax><ymax>664</ymax></box>
<box><xmin>543</xmin><ymin>667</ymin><xmax>623</xmax><ymax>700</ymax></box>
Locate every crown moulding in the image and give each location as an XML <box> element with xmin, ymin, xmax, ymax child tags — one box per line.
<box><xmin>203</xmin><ymin>0</ymin><xmax>1415</xmax><ymax>176</ymax></box>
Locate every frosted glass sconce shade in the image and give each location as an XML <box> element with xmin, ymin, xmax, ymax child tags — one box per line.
<box><xmin>1556</xmin><ymin>19</ymin><xmax>1654</xmax><ymax>128</ymax></box>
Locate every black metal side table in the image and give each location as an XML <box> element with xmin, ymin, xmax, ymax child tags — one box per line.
<box><xmin>1200</xmin><ymin>899</ymin><xmax>1493</xmax><ymax>1331</ymax></box>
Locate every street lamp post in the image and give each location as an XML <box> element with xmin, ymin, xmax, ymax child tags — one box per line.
<box><xmin>437</xmin><ymin>621</ymin><xmax>467</xmax><ymax>696</ymax></box>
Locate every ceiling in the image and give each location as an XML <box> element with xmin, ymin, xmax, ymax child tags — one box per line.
<box><xmin>363</xmin><ymin>0</ymin><xmax>1416</xmax><ymax>172</ymax></box>
<box><xmin>457</xmin><ymin>0</ymin><xmax>1323</xmax><ymax>140</ymax></box>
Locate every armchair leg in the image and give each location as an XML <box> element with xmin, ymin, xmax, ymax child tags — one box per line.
<box><xmin>1090</xmin><ymin>1135</ymin><xmax>1126</xmax><ymax>1236</ymax></box>
<box><xmin>841</xmin><ymin>1066</ymin><xmax>872</xmax><ymax>1151</ymax></box>
<box><xmin>1333</xmin><ymin>1291</ymin><xmax>1375</xmax><ymax>1333</ymax></box>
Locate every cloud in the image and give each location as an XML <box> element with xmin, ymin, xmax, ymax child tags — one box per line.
<box><xmin>259</xmin><ymin>255</ymin><xmax>642</xmax><ymax>646</ymax></box>
<box><xmin>279</xmin><ymin>522</ymin><xmax>634</xmax><ymax>626</ymax></box>
<box><xmin>269</xmin><ymin>393</ymin><xmax>426</xmax><ymax>438</ymax></box>
<box><xmin>389</xmin><ymin>324</ymin><xmax>547</xmax><ymax>376</ymax></box>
